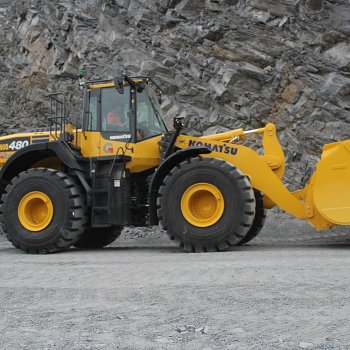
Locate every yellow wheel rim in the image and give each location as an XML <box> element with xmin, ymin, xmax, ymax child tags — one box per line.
<box><xmin>180</xmin><ymin>183</ymin><xmax>225</xmax><ymax>227</ymax></box>
<box><xmin>18</xmin><ymin>191</ymin><xmax>54</xmax><ymax>232</ymax></box>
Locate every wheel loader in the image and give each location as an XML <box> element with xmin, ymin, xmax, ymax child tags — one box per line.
<box><xmin>0</xmin><ymin>73</ymin><xmax>349</xmax><ymax>253</ymax></box>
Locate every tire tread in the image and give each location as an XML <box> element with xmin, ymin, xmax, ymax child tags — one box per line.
<box><xmin>158</xmin><ymin>157</ymin><xmax>255</xmax><ymax>252</ymax></box>
<box><xmin>0</xmin><ymin>168</ymin><xmax>88</xmax><ymax>254</ymax></box>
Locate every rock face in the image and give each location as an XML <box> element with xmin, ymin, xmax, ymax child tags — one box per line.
<box><xmin>0</xmin><ymin>0</ymin><xmax>349</xmax><ymax>188</ymax></box>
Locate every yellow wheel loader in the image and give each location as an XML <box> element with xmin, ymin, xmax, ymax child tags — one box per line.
<box><xmin>0</xmin><ymin>73</ymin><xmax>348</xmax><ymax>253</ymax></box>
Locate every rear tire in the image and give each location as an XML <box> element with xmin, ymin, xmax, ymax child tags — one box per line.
<box><xmin>158</xmin><ymin>157</ymin><xmax>255</xmax><ymax>252</ymax></box>
<box><xmin>73</xmin><ymin>226</ymin><xmax>122</xmax><ymax>249</ymax></box>
<box><xmin>0</xmin><ymin>168</ymin><xmax>87</xmax><ymax>254</ymax></box>
<box><xmin>237</xmin><ymin>190</ymin><xmax>267</xmax><ymax>245</ymax></box>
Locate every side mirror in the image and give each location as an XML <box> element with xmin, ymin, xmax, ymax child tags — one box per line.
<box><xmin>173</xmin><ymin>117</ymin><xmax>184</xmax><ymax>130</ymax></box>
<box><xmin>114</xmin><ymin>77</ymin><xmax>124</xmax><ymax>94</ymax></box>
<box><xmin>136</xmin><ymin>83</ymin><xmax>144</xmax><ymax>93</ymax></box>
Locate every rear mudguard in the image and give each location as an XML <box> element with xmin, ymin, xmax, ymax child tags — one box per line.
<box><xmin>0</xmin><ymin>142</ymin><xmax>86</xmax><ymax>193</ymax></box>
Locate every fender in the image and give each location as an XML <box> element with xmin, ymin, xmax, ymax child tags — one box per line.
<box><xmin>149</xmin><ymin>146</ymin><xmax>211</xmax><ymax>225</ymax></box>
<box><xmin>0</xmin><ymin>142</ymin><xmax>85</xmax><ymax>191</ymax></box>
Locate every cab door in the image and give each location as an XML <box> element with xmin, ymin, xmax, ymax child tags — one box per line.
<box><xmin>98</xmin><ymin>87</ymin><xmax>133</xmax><ymax>157</ymax></box>
<box><xmin>79</xmin><ymin>88</ymin><xmax>101</xmax><ymax>158</ymax></box>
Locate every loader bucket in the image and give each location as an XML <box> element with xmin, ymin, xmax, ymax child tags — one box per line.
<box><xmin>313</xmin><ymin>140</ymin><xmax>350</xmax><ymax>225</ymax></box>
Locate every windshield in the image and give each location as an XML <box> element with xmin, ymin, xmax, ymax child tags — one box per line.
<box><xmin>136</xmin><ymin>85</ymin><xmax>167</xmax><ymax>140</ymax></box>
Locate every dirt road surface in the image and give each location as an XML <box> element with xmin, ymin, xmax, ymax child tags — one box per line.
<box><xmin>1</xmin><ymin>213</ymin><xmax>350</xmax><ymax>350</ymax></box>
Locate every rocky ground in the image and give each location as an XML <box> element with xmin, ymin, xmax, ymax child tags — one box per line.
<box><xmin>1</xmin><ymin>213</ymin><xmax>350</xmax><ymax>350</ymax></box>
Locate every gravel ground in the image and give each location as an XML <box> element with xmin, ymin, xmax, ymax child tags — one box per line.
<box><xmin>1</xmin><ymin>212</ymin><xmax>350</xmax><ymax>350</ymax></box>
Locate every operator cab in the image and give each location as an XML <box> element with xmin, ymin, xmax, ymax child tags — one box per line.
<box><xmin>82</xmin><ymin>77</ymin><xmax>167</xmax><ymax>143</ymax></box>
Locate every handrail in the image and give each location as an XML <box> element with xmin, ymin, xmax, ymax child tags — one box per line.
<box><xmin>47</xmin><ymin>92</ymin><xmax>78</xmax><ymax>145</ymax></box>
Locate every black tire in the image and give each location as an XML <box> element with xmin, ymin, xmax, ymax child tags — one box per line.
<box><xmin>73</xmin><ymin>226</ymin><xmax>122</xmax><ymax>249</ymax></box>
<box><xmin>158</xmin><ymin>157</ymin><xmax>256</xmax><ymax>252</ymax></box>
<box><xmin>0</xmin><ymin>168</ymin><xmax>87</xmax><ymax>254</ymax></box>
<box><xmin>237</xmin><ymin>190</ymin><xmax>267</xmax><ymax>245</ymax></box>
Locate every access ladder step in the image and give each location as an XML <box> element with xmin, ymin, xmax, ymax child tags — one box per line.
<box><xmin>91</xmin><ymin>224</ymin><xmax>112</xmax><ymax>228</ymax></box>
<box><xmin>92</xmin><ymin>206</ymin><xmax>109</xmax><ymax>212</ymax></box>
<box><xmin>94</xmin><ymin>173</ymin><xmax>110</xmax><ymax>179</ymax></box>
<box><xmin>94</xmin><ymin>189</ymin><xmax>109</xmax><ymax>193</ymax></box>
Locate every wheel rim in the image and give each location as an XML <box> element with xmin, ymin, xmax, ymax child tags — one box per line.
<box><xmin>181</xmin><ymin>183</ymin><xmax>224</xmax><ymax>227</ymax></box>
<box><xmin>18</xmin><ymin>191</ymin><xmax>54</xmax><ymax>231</ymax></box>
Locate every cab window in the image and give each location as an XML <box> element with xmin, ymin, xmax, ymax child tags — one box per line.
<box><xmin>101</xmin><ymin>88</ymin><xmax>130</xmax><ymax>132</ymax></box>
<box><xmin>136</xmin><ymin>90</ymin><xmax>166</xmax><ymax>140</ymax></box>
<box><xmin>86</xmin><ymin>92</ymin><xmax>98</xmax><ymax>131</ymax></box>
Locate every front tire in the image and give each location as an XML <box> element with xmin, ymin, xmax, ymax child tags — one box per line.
<box><xmin>158</xmin><ymin>157</ymin><xmax>255</xmax><ymax>252</ymax></box>
<box><xmin>0</xmin><ymin>168</ymin><xmax>87</xmax><ymax>254</ymax></box>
